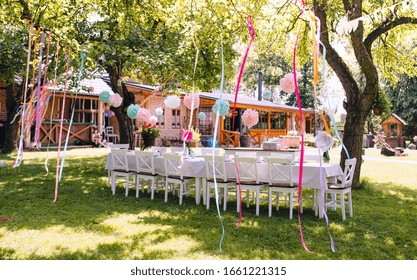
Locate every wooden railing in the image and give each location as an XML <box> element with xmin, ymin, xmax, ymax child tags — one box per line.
<box><xmin>220</xmin><ymin>130</ymin><xmax>240</xmax><ymax>147</ymax></box>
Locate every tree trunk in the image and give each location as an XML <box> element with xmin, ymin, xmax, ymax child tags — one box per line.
<box><xmin>106</xmin><ymin>66</ymin><xmax>136</xmax><ymax>150</ymax></box>
<box><xmin>2</xmin><ymin>84</ymin><xmax>21</xmax><ymax>153</ymax></box>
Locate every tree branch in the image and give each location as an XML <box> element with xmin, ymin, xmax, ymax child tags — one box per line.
<box><xmin>364</xmin><ymin>16</ymin><xmax>417</xmax><ymax>53</ymax></box>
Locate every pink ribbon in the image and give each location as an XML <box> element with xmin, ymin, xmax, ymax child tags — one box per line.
<box><xmin>231</xmin><ymin>16</ymin><xmax>255</xmax><ymax>227</ymax></box>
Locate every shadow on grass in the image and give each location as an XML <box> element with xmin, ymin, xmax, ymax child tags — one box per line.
<box><xmin>1</xmin><ymin>156</ymin><xmax>417</xmax><ymax>260</ymax></box>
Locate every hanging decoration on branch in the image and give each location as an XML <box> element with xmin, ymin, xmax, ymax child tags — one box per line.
<box><xmin>198</xmin><ymin>112</ymin><xmax>206</xmax><ymax>120</ymax></box>
<box><xmin>155</xmin><ymin>107</ymin><xmax>163</xmax><ymax>116</ymax></box>
<box><xmin>212</xmin><ymin>99</ymin><xmax>229</xmax><ymax>117</ymax></box>
<box><xmin>109</xmin><ymin>93</ymin><xmax>123</xmax><ymax>108</ymax></box>
<box><xmin>315</xmin><ymin>130</ymin><xmax>334</xmax><ymax>152</ymax></box>
<box><xmin>164</xmin><ymin>95</ymin><xmax>181</xmax><ymax>109</ymax></box>
<box><xmin>127</xmin><ymin>104</ymin><xmax>140</xmax><ymax>119</ymax></box>
<box><xmin>149</xmin><ymin>116</ymin><xmax>158</xmax><ymax>125</ymax></box>
<box><xmin>242</xmin><ymin>109</ymin><xmax>259</xmax><ymax>128</ymax></box>
<box><xmin>99</xmin><ymin>91</ymin><xmax>110</xmax><ymax>102</ymax></box>
<box><xmin>184</xmin><ymin>94</ymin><xmax>200</xmax><ymax>110</ymax></box>
<box><xmin>280</xmin><ymin>73</ymin><xmax>296</xmax><ymax>94</ymax></box>
<box><xmin>336</xmin><ymin>0</ymin><xmax>416</xmax><ymax>35</ymax></box>
<box><xmin>137</xmin><ymin>108</ymin><xmax>151</xmax><ymax>123</ymax></box>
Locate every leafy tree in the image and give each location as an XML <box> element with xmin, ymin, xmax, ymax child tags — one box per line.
<box><xmin>387</xmin><ymin>75</ymin><xmax>417</xmax><ymax>138</ymax></box>
<box><xmin>311</xmin><ymin>0</ymin><xmax>417</xmax><ymax>184</ymax></box>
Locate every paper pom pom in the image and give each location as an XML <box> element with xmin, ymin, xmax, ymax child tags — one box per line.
<box><xmin>198</xmin><ymin>112</ymin><xmax>206</xmax><ymax>120</ymax></box>
<box><xmin>149</xmin><ymin>116</ymin><xmax>158</xmax><ymax>125</ymax></box>
<box><xmin>263</xmin><ymin>89</ymin><xmax>271</xmax><ymax>99</ymax></box>
<box><xmin>315</xmin><ymin>131</ymin><xmax>334</xmax><ymax>152</ymax></box>
<box><xmin>155</xmin><ymin>107</ymin><xmax>163</xmax><ymax>116</ymax></box>
<box><xmin>99</xmin><ymin>91</ymin><xmax>110</xmax><ymax>102</ymax></box>
<box><xmin>127</xmin><ymin>104</ymin><xmax>140</xmax><ymax>119</ymax></box>
<box><xmin>212</xmin><ymin>99</ymin><xmax>230</xmax><ymax>117</ymax></box>
<box><xmin>242</xmin><ymin>108</ymin><xmax>259</xmax><ymax>128</ymax></box>
<box><xmin>164</xmin><ymin>95</ymin><xmax>181</xmax><ymax>109</ymax></box>
<box><xmin>181</xmin><ymin>129</ymin><xmax>193</xmax><ymax>142</ymax></box>
<box><xmin>108</xmin><ymin>93</ymin><xmax>123</xmax><ymax>108</ymax></box>
<box><xmin>137</xmin><ymin>108</ymin><xmax>151</xmax><ymax>123</ymax></box>
<box><xmin>280</xmin><ymin>73</ymin><xmax>296</xmax><ymax>94</ymax></box>
<box><xmin>184</xmin><ymin>94</ymin><xmax>200</xmax><ymax>110</ymax></box>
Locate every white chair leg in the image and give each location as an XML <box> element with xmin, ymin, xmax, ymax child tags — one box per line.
<box><xmin>223</xmin><ymin>187</ymin><xmax>228</xmax><ymax>211</ymax></box>
<box><xmin>125</xmin><ymin>176</ymin><xmax>130</xmax><ymax>197</ymax></box>
<box><xmin>179</xmin><ymin>183</ymin><xmax>184</xmax><ymax>205</ymax></box>
<box><xmin>206</xmin><ymin>185</ymin><xmax>211</xmax><ymax>210</ymax></box>
<box><xmin>255</xmin><ymin>189</ymin><xmax>260</xmax><ymax>216</ymax></box>
<box><xmin>268</xmin><ymin>189</ymin><xmax>273</xmax><ymax>217</ymax></box>
<box><xmin>164</xmin><ymin>180</ymin><xmax>169</xmax><ymax>202</ymax></box>
<box><xmin>341</xmin><ymin>192</ymin><xmax>346</xmax><ymax>221</ymax></box>
<box><xmin>111</xmin><ymin>174</ymin><xmax>116</xmax><ymax>195</ymax></box>
<box><xmin>348</xmin><ymin>191</ymin><xmax>353</xmax><ymax>218</ymax></box>
<box><xmin>135</xmin><ymin>176</ymin><xmax>140</xmax><ymax>198</ymax></box>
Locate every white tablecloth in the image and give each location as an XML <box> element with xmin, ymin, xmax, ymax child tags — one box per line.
<box><xmin>105</xmin><ymin>153</ymin><xmax>342</xmax><ymax>188</ymax></box>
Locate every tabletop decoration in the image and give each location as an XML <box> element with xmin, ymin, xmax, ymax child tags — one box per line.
<box><xmin>184</xmin><ymin>93</ymin><xmax>200</xmax><ymax>110</ymax></box>
<box><xmin>164</xmin><ymin>95</ymin><xmax>181</xmax><ymax>109</ymax></box>
<box><xmin>127</xmin><ymin>104</ymin><xmax>140</xmax><ymax>119</ymax></box>
<box><xmin>181</xmin><ymin>127</ymin><xmax>201</xmax><ymax>155</ymax></box>
<box><xmin>108</xmin><ymin>93</ymin><xmax>123</xmax><ymax>108</ymax></box>
<box><xmin>141</xmin><ymin>124</ymin><xmax>160</xmax><ymax>150</ymax></box>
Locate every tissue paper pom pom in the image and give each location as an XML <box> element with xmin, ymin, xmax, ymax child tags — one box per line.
<box><xmin>198</xmin><ymin>112</ymin><xmax>206</xmax><ymax>120</ymax></box>
<box><xmin>99</xmin><ymin>91</ymin><xmax>110</xmax><ymax>102</ymax></box>
<box><xmin>181</xmin><ymin>129</ymin><xmax>193</xmax><ymax>142</ymax></box>
<box><xmin>137</xmin><ymin>108</ymin><xmax>151</xmax><ymax>123</ymax></box>
<box><xmin>315</xmin><ymin>131</ymin><xmax>334</xmax><ymax>152</ymax></box>
<box><xmin>108</xmin><ymin>93</ymin><xmax>123</xmax><ymax>108</ymax></box>
<box><xmin>242</xmin><ymin>108</ymin><xmax>259</xmax><ymax>128</ymax></box>
<box><xmin>149</xmin><ymin>116</ymin><xmax>158</xmax><ymax>125</ymax></box>
<box><xmin>212</xmin><ymin>99</ymin><xmax>229</xmax><ymax>117</ymax></box>
<box><xmin>184</xmin><ymin>94</ymin><xmax>200</xmax><ymax>110</ymax></box>
<box><xmin>280</xmin><ymin>73</ymin><xmax>296</xmax><ymax>94</ymax></box>
<box><xmin>164</xmin><ymin>95</ymin><xmax>181</xmax><ymax>109</ymax></box>
<box><xmin>155</xmin><ymin>107</ymin><xmax>163</xmax><ymax>116</ymax></box>
<box><xmin>127</xmin><ymin>104</ymin><xmax>140</xmax><ymax>119</ymax></box>
<box><xmin>263</xmin><ymin>89</ymin><xmax>271</xmax><ymax>99</ymax></box>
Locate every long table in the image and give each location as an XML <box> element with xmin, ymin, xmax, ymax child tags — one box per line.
<box><xmin>105</xmin><ymin>152</ymin><xmax>343</xmax><ymax>216</ymax></box>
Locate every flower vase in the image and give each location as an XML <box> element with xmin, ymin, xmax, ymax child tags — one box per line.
<box><xmin>142</xmin><ymin>136</ymin><xmax>156</xmax><ymax>150</ymax></box>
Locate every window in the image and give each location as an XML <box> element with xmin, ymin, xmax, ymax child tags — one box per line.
<box><xmin>198</xmin><ymin>107</ymin><xmax>213</xmax><ymax>135</ymax></box>
<box><xmin>157</xmin><ymin>110</ymin><xmax>165</xmax><ymax>128</ymax></box>
<box><xmin>253</xmin><ymin>111</ymin><xmax>268</xmax><ymax>129</ymax></box>
<box><xmin>270</xmin><ymin>112</ymin><xmax>287</xmax><ymax>130</ymax></box>
<box><xmin>171</xmin><ymin>109</ymin><xmax>181</xmax><ymax>128</ymax></box>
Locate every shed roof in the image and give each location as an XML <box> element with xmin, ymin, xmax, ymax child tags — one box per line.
<box><xmin>381</xmin><ymin>113</ymin><xmax>408</xmax><ymax>126</ymax></box>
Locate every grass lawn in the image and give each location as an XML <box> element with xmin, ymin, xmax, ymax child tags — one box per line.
<box><xmin>1</xmin><ymin>147</ymin><xmax>417</xmax><ymax>260</ymax></box>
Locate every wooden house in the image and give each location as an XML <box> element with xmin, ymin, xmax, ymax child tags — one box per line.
<box><xmin>9</xmin><ymin>77</ymin><xmax>314</xmax><ymax>148</ymax></box>
<box><xmin>380</xmin><ymin>113</ymin><xmax>408</xmax><ymax>148</ymax></box>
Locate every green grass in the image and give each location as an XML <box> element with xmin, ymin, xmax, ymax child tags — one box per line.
<box><xmin>1</xmin><ymin>148</ymin><xmax>417</xmax><ymax>260</ymax></box>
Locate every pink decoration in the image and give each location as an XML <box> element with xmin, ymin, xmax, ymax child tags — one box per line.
<box><xmin>109</xmin><ymin>93</ymin><xmax>123</xmax><ymax>108</ymax></box>
<box><xmin>149</xmin><ymin>116</ymin><xmax>158</xmax><ymax>125</ymax></box>
<box><xmin>181</xmin><ymin>129</ymin><xmax>193</xmax><ymax>143</ymax></box>
<box><xmin>137</xmin><ymin>108</ymin><xmax>151</xmax><ymax>123</ymax></box>
<box><xmin>280</xmin><ymin>73</ymin><xmax>296</xmax><ymax>94</ymax></box>
<box><xmin>183</xmin><ymin>94</ymin><xmax>200</xmax><ymax>110</ymax></box>
<box><xmin>242</xmin><ymin>109</ymin><xmax>259</xmax><ymax>128</ymax></box>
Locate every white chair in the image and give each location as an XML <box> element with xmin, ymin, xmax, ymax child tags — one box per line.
<box><xmin>266</xmin><ymin>156</ymin><xmax>301</xmax><ymax>219</ymax></box>
<box><xmin>106</xmin><ymin>126</ymin><xmax>120</xmax><ymax>144</ymax></box>
<box><xmin>109</xmin><ymin>148</ymin><xmax>136</xmax><ymax>196</ymax></box>
<box><xmin>107</xmin><ymin>144</ymin><xmax>129</xmax><ymax>189</ymax></box>
<box><xmin>163</xmin><ymin>153</ymin><xmax>195</xmax><ymax>205</ymax></box>
<box><xmin>204</xmin><ymin>155</ymin><xmax>237</xmax><ymax>211</ymax></box>
<box><xmin>235</xmin><ymin>157</ymin><xmax>268</xmax><ymax>216</ymax></box>
<box><xmin>324</xmin><ymin>158</ymin><xmax>357</xmax><ymax>221</ymax></box>
<box><xmin>134</xmin><ymin>150</ymin><xmax>164</xmax><ymax>199</ymax></box>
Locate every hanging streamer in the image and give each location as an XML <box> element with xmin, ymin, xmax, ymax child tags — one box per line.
<box><xmin>58</xmin><ymin>50</ymin><xmax>86</xmax><ymax>182</ymax></box>
<box><xmin>33</xmin><ymin>30</ymin><xmax>45</xmax><ymax>147</ymax></box>
<box><xmin>230</xmin><ymin>16</ymin><xmax>255</xmax><ymax>228</ymax></box>
<box><xmin>45</xmin><ymin>38</ymin><xmax>60</xmax><ymax>175</ymax></box>
<box><xmin>54</xmin><ymin>47</ymin><xmax>71</xmax><ymax>202</ymax></box>
<box><xmin>14</xmin><ymin>22</ymin><xmax>34</xmax><ymax>168</ymax></box>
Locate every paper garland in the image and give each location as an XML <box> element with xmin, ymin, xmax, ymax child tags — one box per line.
<box><xmin>242</xmin><ymin>108</ymin><xmax>259</xmax><ymax>128</ymax></box>
<box><xmin>155</xmin><ymin>107</ymin><xmax>163</xmax><ymax>116</ymax></box>
<box><xmin>212</xmin><ymin>99</ymin><xmax>229</xmax><ymax>117</ymax></box>
<box><xmin>99</xmin><ymin>91</ymin><xmax>110</xmax><ymax>102</ymax></box>
<box><xmin>127</xmin><ymin>104</ymin><xmax>140</xmax><ymax>119</ymax></box>
<box><xmin>109</xmin><ymin>93</ymin><xmax>123</xmax><ymax>108</ymax></box>
<box><xmin>198</xmin><ymin>112</ymin><xmax>206</xmax><ymax>120</ymax></box>
<box><xmin>164</xmin><ymin>95</ymin><xmax>181</xmax><ymax>109</ymax></box>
